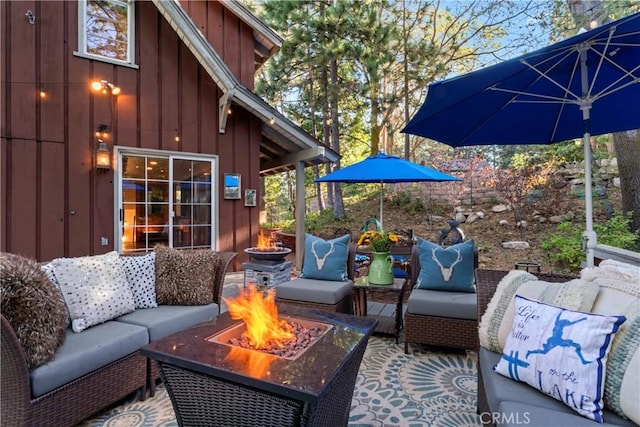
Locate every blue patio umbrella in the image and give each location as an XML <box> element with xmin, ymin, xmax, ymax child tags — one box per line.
<box><xmin>315</xmin><ymin>152</ymin><xmax>460</xmax><ymax>227</ymax></box>
<box><xmin>402</xmin><ymin>13</ymin><xmax>640</xmax><ymax>266</ymax></box>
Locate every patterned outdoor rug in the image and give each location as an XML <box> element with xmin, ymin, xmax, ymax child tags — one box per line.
<box><xmin>79</xmin><ymin>335</ymin><xmax>481</xmax><ymax>426</ymax></box>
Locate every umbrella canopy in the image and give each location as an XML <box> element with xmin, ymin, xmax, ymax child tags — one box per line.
<box><xmin>315</xmin><ymin>152</ymin><xmax>460</xmax><ymax>227</ymax></box>
<box><xmin>403</xmin><ymin>13</ymin><xmax>640</xmax><ymax>267</ymax></box>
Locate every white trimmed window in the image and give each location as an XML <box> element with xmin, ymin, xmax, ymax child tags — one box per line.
<box><xmin>116</xmin><ymin>148</ymin><xmax>219</xmax><ymax>253</ymax></box>
<box><xmin>77</xmin><ymin>0</ymin><xmax>135</xmax><ymax>66</ymax></box>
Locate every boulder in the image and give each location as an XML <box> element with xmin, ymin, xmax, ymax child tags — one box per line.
<box><xmin>549</xmin><ymin>215</ymin><xmax>563</xmax><ymax>224</ymax></box>
<box><xmin>502</xmin><ymin>241</ymin><xmax>530</xmax><ymax>249</ymax></box>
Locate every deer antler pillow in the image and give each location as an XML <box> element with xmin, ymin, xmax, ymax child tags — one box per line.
<box><xmin>415</xmin><ymin>238</ymin><xmax>475</xmax><ymax>292</ymax></box>
<box><xmin>300</xmin><ymin>233</ymin><xmax>350</xmax><ymax>281</ymax></box>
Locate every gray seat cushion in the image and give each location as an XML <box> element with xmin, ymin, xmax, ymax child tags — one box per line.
<box><xmin>481</xmin><ymin>349</ymin><xmax>635</xmax><ymax>426</ymax></box>
<box><xmin>30</xmin><ymin>321</ymin><xmax>148</xmax><ymax>397</ymax></box>
<box><xmin>114</xmin><ymin>304</ymin><xmax>218</xmax><ymax>342</ymax></box>
<box><xmin>406</xmin><ymin>288</ymin><xmax>476</xmax><ymax>320</ymax></box>
<box><xmin>480</xmin><ymin>348</ymin><xmax>574</xmax><ymax>414</ymax></box>
<box><xmin>496</xmin><ymin>401</ymin><xmax>635</xmax><ymax>427</ymax></box>
<box><xmin>275</xmin><ymin>277</ymin><xmax>353</xmax><ymax>305</ymax></box>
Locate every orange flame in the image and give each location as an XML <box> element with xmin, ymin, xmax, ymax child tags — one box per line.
<box><xmin>256</xmin><ymin>231</ymin><xmax>273</xmax><ymax>249</ymax></box>
<box><xmin>224</xmin><ymin>346</ymin><xmax>274</xmax><ymax>378</ymax></box>
<box><xmin>223</xmin><ymin>285</ymin><xmax>293</xmax><ymax>348</ymax></box>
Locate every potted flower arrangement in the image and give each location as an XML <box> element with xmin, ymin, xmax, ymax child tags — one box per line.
<box><xmin>357</xmin><ymin>230</ymin><xmax>398</xmax><ymax>285</ymax></box>
<box><xmin>357</xmin><ymin>230</ymin><xmax>399</xmax><ymax>252</ymax></box>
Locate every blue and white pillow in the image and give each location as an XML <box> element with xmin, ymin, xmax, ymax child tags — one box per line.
<box><xmin>300</xmin><ymin>234</ymin><xmax>350</xmax><ymax>281</ymax></box>
<box><xmin>494</xmin><ymin>295</ymin><xmax>626</xmax><ymax>422</ymax></box>
<box><xmin>415</xmin><ymin>238</ymin><xmax>475</xmax><ymax>292</ymax></box>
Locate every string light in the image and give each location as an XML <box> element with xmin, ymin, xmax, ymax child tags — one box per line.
<box><xmin>91</xmin><ymin>80</ymin><xmax>121</xmax><ymax>96</ymax></box>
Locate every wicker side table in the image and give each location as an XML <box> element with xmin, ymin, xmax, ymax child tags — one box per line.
<box><xmin>353</xmin><ymin>277</ymin><xmax>406</xmax><ymax>343</ymax></box>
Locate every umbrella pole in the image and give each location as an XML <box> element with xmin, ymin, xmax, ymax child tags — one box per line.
<box><xmin>379</xmin><ymin>183</ymin><xmax>384</xmax><ymax>229</ymax></box>
<box><xmin>583</xmin><ymin>130</ymin><xmax>596</xmax><ymax>268</ymax></box>
<box><xmin>580</xmin><ymin>47</ymin><xmax>596</xmax><ymax>268</ymax></box>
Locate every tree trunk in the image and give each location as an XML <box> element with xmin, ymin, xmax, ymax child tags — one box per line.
<box><xmin>308</xmin><ymin>64</ymin><xmax>324</xmax><ymax>213</ymax></box>
<box><xmin>321</xmin><ymin>65</ymin><xmax>334</xmax><ymax>209</ymax></box>
<box><xmin>330</xmin><ymin>59</ymin><xmax>346</xmax><ymax>219</ymax></box>
<box><xmin>370</xmin><ymin>79</ymin><xmax>381</xmax><ymax>155</ymax></box>
<box><xmin>402</xmin><ymin>1</ymin><xmax>410</xmax><ymax>160</ymax></box>
<box><xmin>613</xmin><ymin>130</ymin><xmax>640</xmax><ymax>235</ymax></box>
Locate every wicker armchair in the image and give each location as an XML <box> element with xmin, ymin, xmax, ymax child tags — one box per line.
<box><xmin>404</xmin><ymin>244</ymin><xmax>479</xmax><ymax>353</ymax></box>
<box><xmin>275</xmin><ymin>244</ymin><xmax>357</xmax><ymax>314</ymax></box>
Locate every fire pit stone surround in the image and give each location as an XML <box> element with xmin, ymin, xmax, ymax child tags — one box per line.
<box><xmin>141</xmin><ymin>306</ymin><xmax>377</xmax><ymax>426</ymax></box>
<box><xmin>243</xmin><ymin>246</ymin><xmax>293</xmax><ymax>289</ymax></box>
<box><xmin>244</xmin><ymin>247</ymin><xmax>292</xmax><ymax>263</ymax></box>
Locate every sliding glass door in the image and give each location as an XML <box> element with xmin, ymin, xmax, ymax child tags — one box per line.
<box><xmin>117</xmin><ymin>149</ymin><xmax>217</xmax><ymax>253</ymax></box>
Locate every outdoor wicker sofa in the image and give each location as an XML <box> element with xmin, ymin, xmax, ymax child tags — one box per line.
<box><xmin>475</xmin><ymin>267</ymin><xmax>639</xmax><ymax>426</ymax></box>
<box><xmin>0</xmin><ymin>250</ymin><xmax>236</xmax><ymax>427</ymax></box>
<box><xmin>1</xmin><ymin>315</ymin><xmax>148</xmax><ymax>427</ymax></box>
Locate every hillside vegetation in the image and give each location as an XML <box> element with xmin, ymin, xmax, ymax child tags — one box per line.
<box><xmin>302</xmin><ymin>182</ymin><xmax>626</xmax><ymax>276</ymax></box>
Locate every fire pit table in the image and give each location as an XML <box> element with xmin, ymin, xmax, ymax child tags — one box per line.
<box><xmin>140</xmin><ymin>306</ymin><xmax>377</xmax><ymax>426</ymax></box>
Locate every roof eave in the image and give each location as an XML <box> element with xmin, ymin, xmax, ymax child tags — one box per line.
<box><xmin>151</xmin><ymin>0</ymin><xmax>339</xmax><ymax>174</ymax></box>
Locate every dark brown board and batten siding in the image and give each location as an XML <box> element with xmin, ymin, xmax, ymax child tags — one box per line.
<box><xmin>1</xmin><ymin>0</ymin><xmax>262</xmax><ymax>268</ymax></box>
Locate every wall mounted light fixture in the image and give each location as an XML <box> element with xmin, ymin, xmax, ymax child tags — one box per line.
<box><xmin>95</xmin><ymin>124</ymin><xmax>111</xmax><ymax>170</ymax></box>
<box><xmin>95</xmin><ymin>123</ymin><xmax>109</xmax><ymax>139</ymax></box>
<box><xmin>91</xmin><ymin>80</ymin><xmax>121</xmax><ymax>96</ymax></box>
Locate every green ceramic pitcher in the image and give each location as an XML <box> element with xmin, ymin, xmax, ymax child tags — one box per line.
<box><xmin>368</xmin><ymin>251</ymin><xmax>394</xmax><ymax>285</ymax></box>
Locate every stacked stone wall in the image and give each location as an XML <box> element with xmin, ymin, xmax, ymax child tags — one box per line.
<box><xmin>392</xmin><ymin>158</ymin><xmax>620</xmax><ymax>209</ymax></box>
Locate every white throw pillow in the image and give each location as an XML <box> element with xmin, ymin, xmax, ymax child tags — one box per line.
<box><xmin>495</xmin><ymin>295</ymin><xmax>626</xmax><ymax>422</ymax></box>
<box><xmin>52</xmin><ymin>251</ymin><xmax>135</xmax><ymax>332</ymax></box>
<box><xmin>581</xmin><ymin>260</ymin><xmax>640</xmax><ymax>424</ymax></box>
<box><xmin>41</xmin><ymin>262</ymin><xmax>71</xmax><ymax>328</ymax></box>
<box><xmin>120</xmin><ymin>253</ymin><xmax>157</xmax><ymax>309</ymax></box>
<box><xmin>479</xmin><ymin>270</ymin><xmax>600</xmax><ymax>354</ymax></box>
